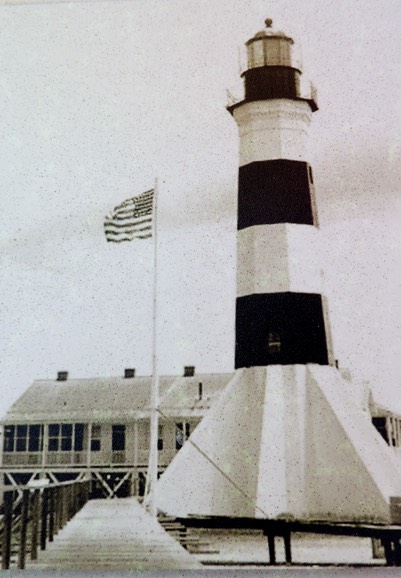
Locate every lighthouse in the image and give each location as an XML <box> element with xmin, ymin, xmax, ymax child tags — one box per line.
<box><xmin>231</xmin><ymin>18</ymin><xmax>333</xmax><ymax>371</ymax></box>
<box><xmin>155</xmin><ymin>19</ymin><xmax>401</xmax><ymax>522</ymax></box>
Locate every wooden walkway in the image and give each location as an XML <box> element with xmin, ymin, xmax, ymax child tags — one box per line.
<box><xmin>25</xmin><ymin>498</ymin><xmax>202</xmax><ymax>570</ymax></box>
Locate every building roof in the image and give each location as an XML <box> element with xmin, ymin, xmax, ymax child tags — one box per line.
<box><xmin>369</xmin><ymin>396</ymin><xmax>401</xmax><ymax>420</ymax></box>
<box><xmin>1</xmin><ymin>373</ymin><xmax>234</xmax><ymax>424</ymax></box>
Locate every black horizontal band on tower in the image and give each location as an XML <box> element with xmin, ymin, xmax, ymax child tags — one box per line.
<box><xmin>244</xmin><ymin>66</ymin><xmax>301</xmax><ymax>101</ymax></box>
<box><xmin>235</xmin><ymin>292</ymin><xmax>329</xmax><ymax>368</ymax></box>
<box><xmin>238</xmin><ymin>160</ymin><xmax>317</xmax><ymax>229</ymax></box>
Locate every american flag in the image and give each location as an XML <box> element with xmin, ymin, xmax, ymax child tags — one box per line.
<box><xmin>104</xmin><ymin>189</ymin><xmax>155</xmax><ymax>243</ymax></box>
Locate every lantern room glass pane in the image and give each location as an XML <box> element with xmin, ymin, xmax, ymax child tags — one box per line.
<box><xmin>252</xmin><ymin>40</ymin><xmax>264</xmax><ymax>67</ymax></box>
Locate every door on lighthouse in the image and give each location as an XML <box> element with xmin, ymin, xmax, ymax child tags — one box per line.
<box><xmin>268</xmin><ymin>332</ymin><xmax>281</xmax><ymax>355</ymax></box>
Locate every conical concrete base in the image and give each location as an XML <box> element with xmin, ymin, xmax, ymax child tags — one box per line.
<box><xmin>155</xmin><ymin>365</ymin><xmax>401</xmax><ymax>522</ymax></box>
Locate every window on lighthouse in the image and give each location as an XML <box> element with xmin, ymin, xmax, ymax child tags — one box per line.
<box><xmin>268</xmin><ymin>332</ymin><xmax>281</xmax><ymax>355</ymax></box>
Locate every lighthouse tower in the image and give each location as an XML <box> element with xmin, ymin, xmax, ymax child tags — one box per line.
<box><xmin>155</xmin><ymin>20</ymin><xmax>401</xmax><ymax>522</ymax></box>
<box><xmin>232</xmin><ymin>18</ymin><xmax>333</xmax><ymax>371</ymax></box>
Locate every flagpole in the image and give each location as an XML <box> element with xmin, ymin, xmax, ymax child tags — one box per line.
<box><xmin>148</xmin><ymin>176</ymin><xmax>159</xmax><ymax>517</ymax></box>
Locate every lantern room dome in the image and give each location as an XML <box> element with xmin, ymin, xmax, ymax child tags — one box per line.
<box><xmin>246</xmin><ymin>18</ymin><xmax>294</xmax><ymax>45</ymax></box>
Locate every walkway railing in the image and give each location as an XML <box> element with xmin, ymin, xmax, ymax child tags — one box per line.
<box><xmin>0</xmin><ymin>478</ymin><xmax>90</xmax><ymax>570</ymax></box>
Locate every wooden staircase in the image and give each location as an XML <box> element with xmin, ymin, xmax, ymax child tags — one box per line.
<box><xmin>158</xmin><ymin>515</ymin><xmax>219</xmax><ymax>555</ymax></box>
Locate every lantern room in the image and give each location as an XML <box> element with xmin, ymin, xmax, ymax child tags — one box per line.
<box><xmin>228</xmin><ymin>19</ymin><xmax>317</xmax><ymax>114</ymax></box>
<box><xmin>245</xmin><ymin>18</ymin><xmax>298</xmax><ymax>71</ymax></box>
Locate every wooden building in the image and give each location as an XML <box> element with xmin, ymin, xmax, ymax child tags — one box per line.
<box><xmin>370</xmin><ymin>395</ymin><xmax>401</xmax><ymax>455</ymax></box>
<box><xmin>2</xmin><ymin>364</ymin><xmax>400</xmax><ymax>504</ymax></box>
<box><xmin>0</xmin><ymin>367</ymin><xmax>232</xmax><ymax>499</ymax></box>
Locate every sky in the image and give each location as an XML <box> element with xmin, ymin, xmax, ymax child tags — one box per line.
<box><xmin>0</xmin><ymin>0</ymin><xmax>400</xmax><ymax>417</ymax></box>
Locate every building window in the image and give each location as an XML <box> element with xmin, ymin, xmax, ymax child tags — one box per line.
<box><xmin>61</xmin><ymin>424</ymin><xmax>73</xmax><ymax>451</ymax></box>
<box><xmin>4</xmin><ymin>426</ymin><xmax>15</xmax><ymax>452</ymax></box>
<box><xmin>175</xmin><ymin>422</ymin><xmax>190</xmax><ymax>450</ymax></box>
<box><xmin>3</xmin><ymin>425</ymin><xmax>43</xmax><ymax>453</ymax></box>
<box><xmin>74</xmin><ymin>423</ymin><xmax>84</xmax><ymax>452</ymax></box>
<box><xmin>91</xmin><ymin>425</ymin><xmax>101</xmax><ymax>452</ymax></box>
<box><xmin>158</xmin><ymin>424</ymin><xmax>164</xmax><ymax>451</ymax></box>
<box><xmin>372</xmin><ymin>417</ymin><xmax>389</xmax><ymax>444</ymax></box>
<box><xmin>16</xmin><ymin>425</ymin><xmax>28</xmax><ymax>452</ymax></box>
<box><xmin>28</xmin><ymin>425</ymin><xmax>43</xmax><ymax>452</ymax></box>
<box><xmin>48</xmin><ymin>424</ymin><xmax>59</xmax><ymax>451</ymax></box>
<box><xmin>112</xmin><ymin>425</ymin><xmax>126</xmax><ymax>451</ymax></box>
<box><xmin>268</xmin><ymin>332</ymin><xmax>281</xmax><ymax>355</ymax></box>
<box><xmin>48</xmin><ymin>423</ymin><xmax>84</xmax><ymax>452</ymax></box>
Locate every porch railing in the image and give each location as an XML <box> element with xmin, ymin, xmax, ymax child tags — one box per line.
<box><xmin>2</xmin><ymin>448</ymin><xmax>179</xmax><ymax>468</ymax></box>
<box><xmin>0</xmin><ymin>478</ymin><xmax>90</xmax><ymax>570</ymax></box>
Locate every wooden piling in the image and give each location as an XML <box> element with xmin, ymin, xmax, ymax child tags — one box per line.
<box><xmin>18</xmin><ymin>489</ymin><xmax>30</xmax><ymax>569</ymax></box>
<box><xmin>48</xmin><ymin>486</ymin><xmax>55</xmax><ymax>542</ymax></box>
<box><xmin>1</xmin><ymin>490</ymin><xmax>13</xmax><ymax>570</ymax></box>
<box><xmin>31</xmin><ymin>489</ymin><xmax>40</xmax><ymax>561</ymax></box>
<box><xmin>284</xmin><ymin>530</ymin><xmax>292</xmax><ymax>564</ymax></box>
<box><xmin>40</xmin><ymin>488</ymin><xmax>49</xmax><ymax>551</ymax></box>
<box><xmin>267</xmin><ymin>534</ymin><xmax>276</xmax><ymax>564</ymax></box>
